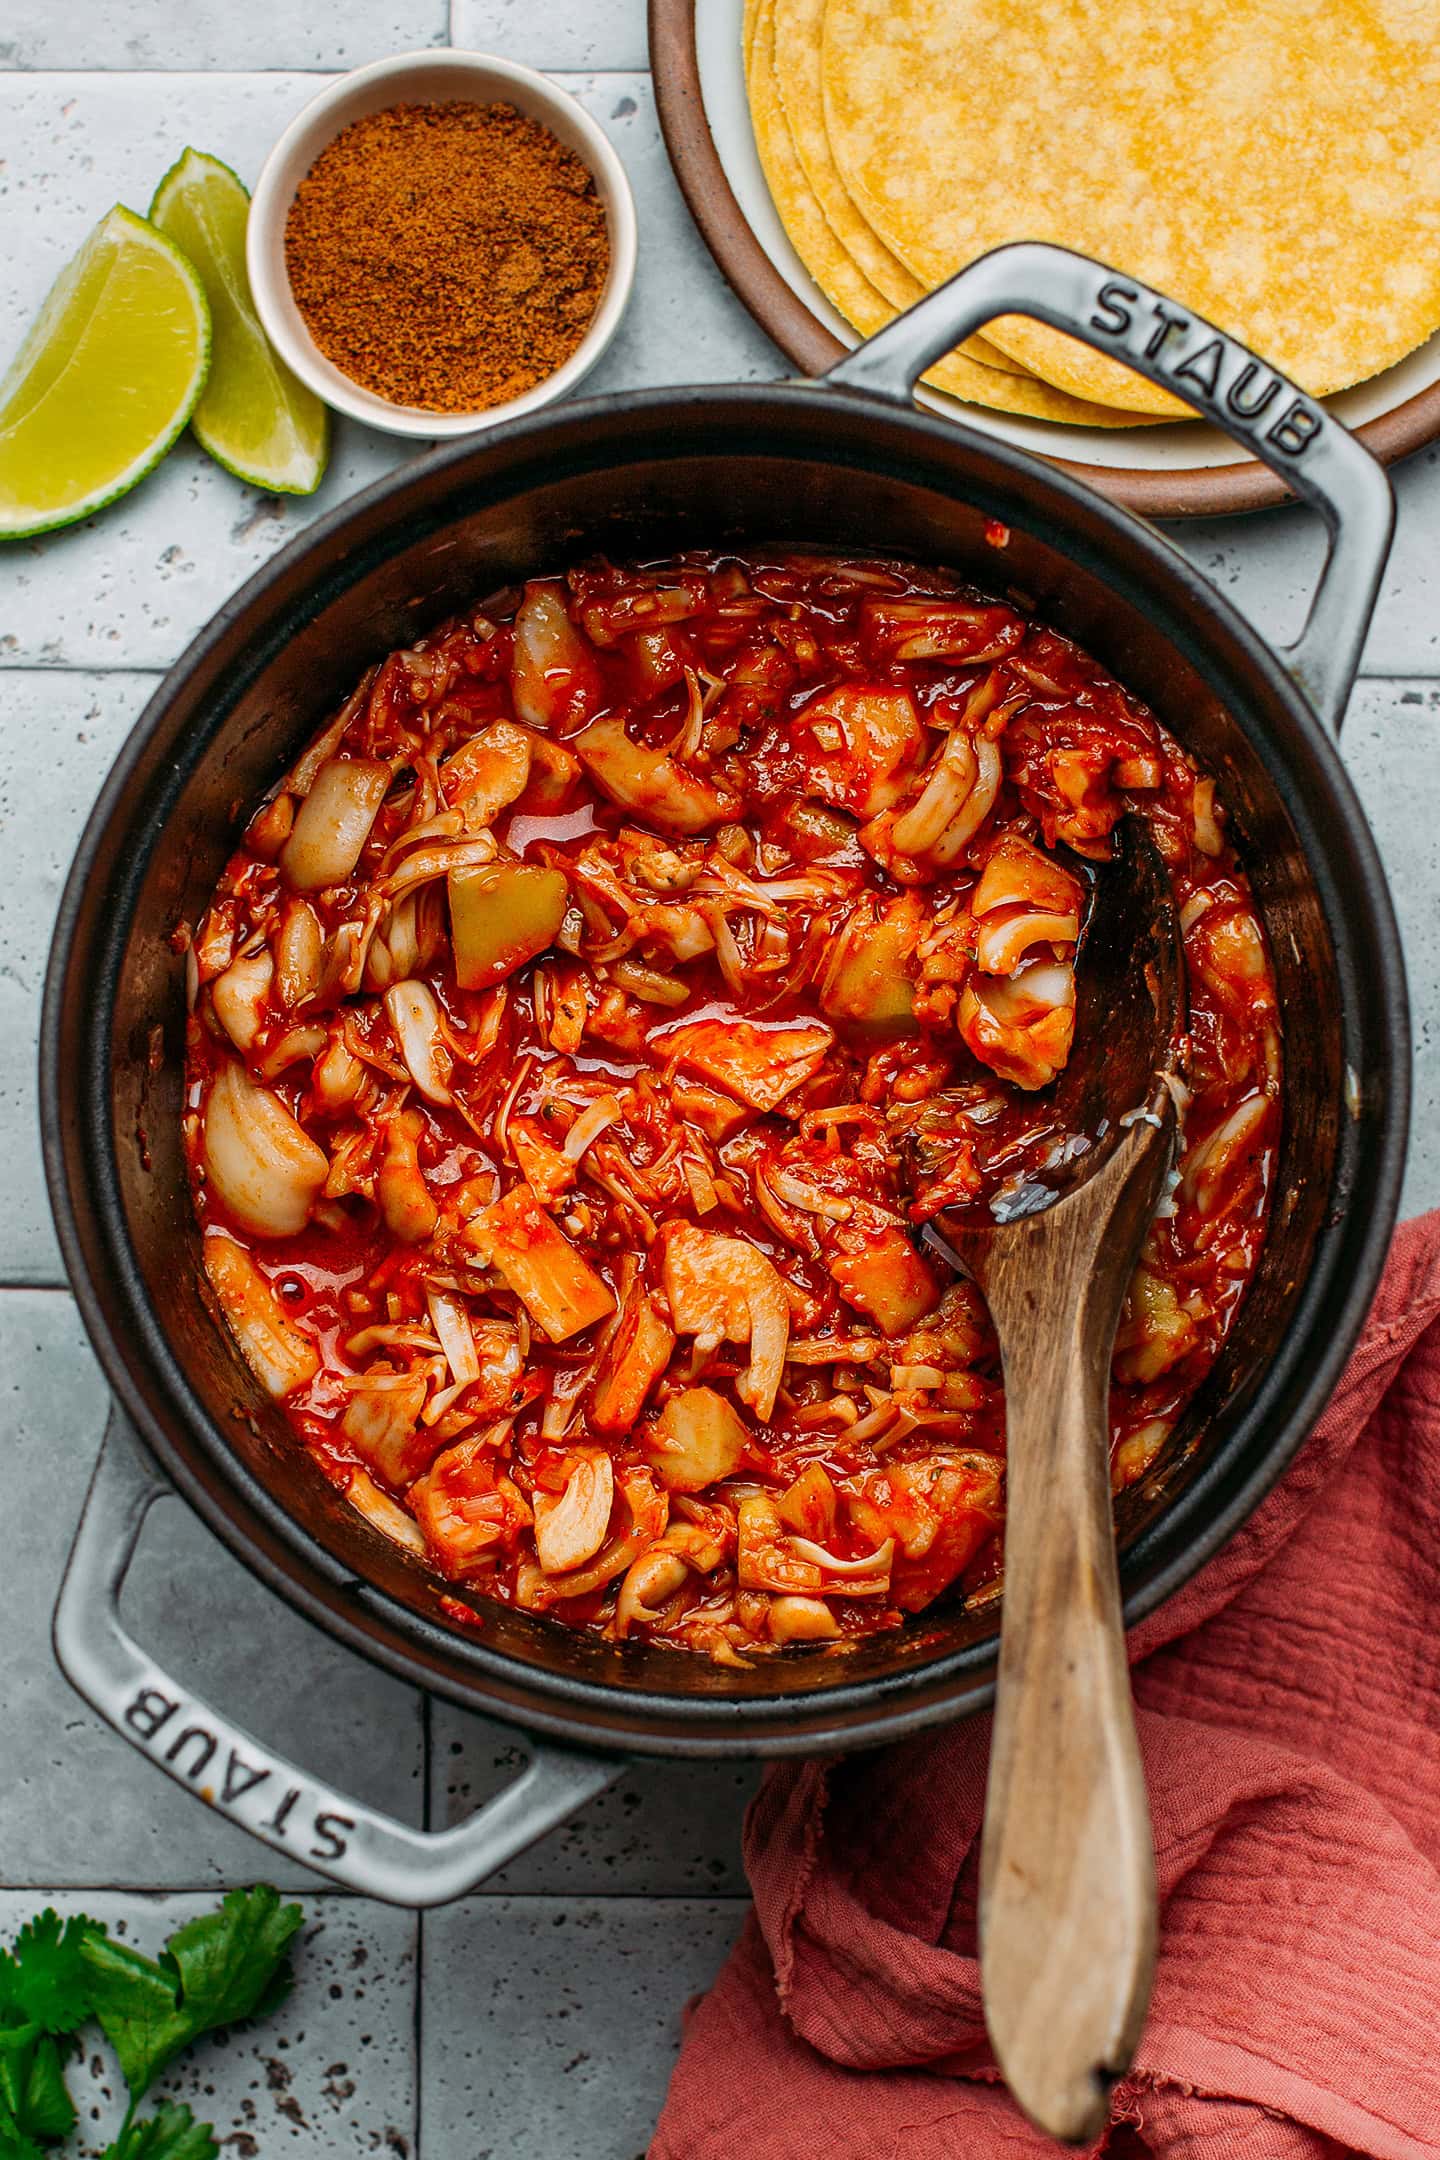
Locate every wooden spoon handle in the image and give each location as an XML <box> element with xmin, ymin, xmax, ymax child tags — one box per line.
<box><xmin>977</xmin><ymin>1120</ymin><xmax>1171</xmax><ymax>2143</ymax></box>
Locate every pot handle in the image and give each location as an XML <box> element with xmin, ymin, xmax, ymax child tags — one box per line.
<box><xmin>825</xmin><ymin>241</ymin><xmax>1394</xmax><ymax>735</ymax></box>
<box><xmin>53</xmin><ymin>1409</ymin><xmax>624</xmax><ymax>1908</ymax></box>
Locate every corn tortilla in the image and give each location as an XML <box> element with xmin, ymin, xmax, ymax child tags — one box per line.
<box><xmin>749</xmin><ymin>0</ymin><xmax>1156</xmax><ymax>425</ymax></box>
<box><xmin>744</xmin><ymin>0</ymin><xmax>761</xmax><ymax>80</ymax></box>
<box><xmin>822</xmin><ymin>0</ymin><xmax>1440</xmax><ymax>417</ymax></box>
<box><xmin>770</xmin><ymin>0</ymin><xmax>1029</xmax><ymax>378</ymax></box>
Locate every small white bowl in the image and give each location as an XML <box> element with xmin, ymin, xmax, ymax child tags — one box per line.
<box><xmin>247</xmin><ymin>50</ymin><xmax>638</xmax><ymax>439</ymax></box>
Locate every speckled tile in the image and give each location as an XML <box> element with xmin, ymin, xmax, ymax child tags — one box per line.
<box><xmin>0</xmin><ymin>670</ymin><xmax>157</xmax><ymax>1284</ymax></box>
<box><xmin>0</xmin><ymin>1291</ymin><xmax>427</xmax><ymax>1888</ymax></box>
<box><xmin>574</xmin><ymin>71</ymin><xmax>781</xmax><ymax>396</ymax></box>
<box><xmin>1339</xmin><ymin>681</ymin><xmax>1440</xmax><ymax>1222</ymax></box>
<box><xmin>0</xmin><ymin>4</ymin><xmax>446</xmax><ymax>69</ymax></box>
<box><xmin>430</xmin><ymin>1712</ymin><xmax>757</xmax><ymax>1894</ymax></box>
<box><xmin>5</xmin><ymin>72</ymin><xmax>1440</xmax><ymax>682</ymax></box>
<box><xmin>1168</xmin><ymin>444</ymin><xmax>1440</xmax><ymax>677</ymax></box>
<box><xmin>0</xmin><ymin>1890</ymin><xmax>417</xmax><ymax>2157</ymax></box>
<box><xmin>0</xmin><ymin>70</ymin><xmax>778</xmax><ymax>672</ymax></box>
<box><xmin>0</xmin><ymin>70</ymin><xmax>415</xmax><ymax>671</ymax></box>
<box><xmin>4</xmin><ymin>12</ymin><xmax>1440</xmax><ymax>2146</ymax></box>
<box><xmin>0</xmin><ymin>73</ymin><xmax>416</xmax><ymax>665</ymax></box>
<box><xmin>420</xmin><ymin>1896</ymin><xmax>743</xmax><ymax>2160</ymax></box>
<box><xmin>450</xmin><ymin>0</ymin><xmax>649</xmax><ymax>70</ymax></box>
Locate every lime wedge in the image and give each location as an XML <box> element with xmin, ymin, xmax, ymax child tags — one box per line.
<box><xmin>0</xmin><ymin>205</ymin><xmax>210</xmax><ymax>540</ymax></box>
<box><xmin>150</xmin><ymin>148</ymin><xmax>329</xmax><ymax>497</ymax></box>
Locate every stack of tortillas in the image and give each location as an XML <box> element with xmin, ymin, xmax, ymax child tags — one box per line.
<box><xmin>744</xmin><ymin>0</ymin><xmax>1440</xmax><ymax>426</ymax></box>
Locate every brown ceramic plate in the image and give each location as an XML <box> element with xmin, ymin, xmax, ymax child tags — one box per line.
<box><xmin>649</xmin><ymin>0</ymin><xmax>1440</xmax><ymax>518</ymax></box>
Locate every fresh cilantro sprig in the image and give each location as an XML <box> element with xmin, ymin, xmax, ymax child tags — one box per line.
<box><xmin>0</xmin><ymin>2018</ymin><xmax>77</xmax><ymax>2154</ymax></box>
<box><xmin>0</xmin><ymin>1909</ymin><xmax>102</xmax><ymax>2157</ymax></box>
<box><xmin>0</xmin><ymin>1891</ymin><xmax>302</xmax><ymax>2158</ymax></box>
<box><xmin>100</xmin><ymin>2101</ymin><xmax>218</xmax><ymax>2160</ymax></box>
<box><xmin>0</xmin><ymin>1913</ymin><xmax>100</xmax><ymax>2037</ymax></box>
<box><xmin>82</xmin><ymin>1887</ymin><xmax>302</xmax><ymax>2103</ymax></box>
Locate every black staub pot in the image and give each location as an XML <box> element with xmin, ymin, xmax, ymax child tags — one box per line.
<box><xmin>43</xmin><ymin>247</ymin><xmax>1407</xmax><ymax>1905</ymax></box>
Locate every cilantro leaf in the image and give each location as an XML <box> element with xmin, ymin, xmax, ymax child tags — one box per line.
<box><xmin>0</xmin><ymin>1913</ymin><xmax>104</xmax><ymax>2037</ymax></box>
<box><xmin>73</xmin><ymin>1943</ymin><xmax>179</xmax><ymax>2106</ymax></box>
<box><xmin>82</xmin><ymin>1889</ymin><xmax>303</xmax><ymax>2103</ymax></box>
<box><xmin>0</xmin><ymin>1908</ymin><xmax>101</xmax><ymax>2157</ymax></box>
<box><xmin>0</xmin><ymin>2021</ymin><xmax>76</xmax><ymax>2147</ymax></box>
<box><xmin>101</xmin><ymin>2101</ymin><xmax>218</xmax><ymax>2160</ymax></box>
<box><xmin>164</xmin><ymin>1887</ymin><xmax>301</xmax><ymax>2037</ymax></box>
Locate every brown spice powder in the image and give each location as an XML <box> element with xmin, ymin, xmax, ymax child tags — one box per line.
<box><xmin>284</xmin><ymin>100</ymin><xmax>611</xmax><ymax>415</ymax></box>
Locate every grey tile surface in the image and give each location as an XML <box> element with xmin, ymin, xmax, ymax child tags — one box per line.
<box><xmin>1</xmin><ymin>3</ymin><xmax>447</xmax><ymax>70</ymax></box>
<box><xmin>0</xmin><ymin>1890</ymin><xmax>418</xmax><ymax>2156</ymax></box>
<box><xmin>431</xmin><ymin>1714</ymin><xmax>757</xmax><ymax>1894</ymax></box>
<box><xmin>1343</xmin><ymin>681</ymin><xmax>1440</xmax><ymax>1222</ymax></box>
<box><xmin>0</xmin><ymin>69</ymin><xmax>778</xmax><ymax>671</ymax></box>
<box><xmin>0</xmin><ymin>70</ymin><xmax>412</xmax><ymax>671</ymax></box>
<box><xmin>451</xmin><ymin>0</ymin><xmax>650</xmax><ymax>70</ymax></box>
<box><xmin>0</xmin><ymin>1291</ymin><xmax>426</xmax><ymax>1887</ymax></box>
<box><xmin>421</xmin><ymin>1897</ymin><xmax>743</xmax><ymax>2160</ymax></box>
<box><xmin>1168</xmin><ymin>448</ymin><xmax>1440</xmax><ymax>677</ymax></box>
<box><xmin>4</xmin><ymin>4</ymin><xmax>1440</xmax><ymax>2152</ymax></box>
<box><xmin>0</xmin><ymin>669</ymin><xmax>156</xmax><ymax>1283</ymax></box>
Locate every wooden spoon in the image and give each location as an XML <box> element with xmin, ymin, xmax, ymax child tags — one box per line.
<box><xmin>922</xmin><ymin>818</ymin><xmax>1184</xmax><ymax>2144</ymax></box>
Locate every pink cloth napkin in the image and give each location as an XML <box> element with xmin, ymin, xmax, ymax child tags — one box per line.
<box><xmin>652</xmin><ymin>1212</ymin><xmax>1440</xmax><ymax>2159</ymax></box>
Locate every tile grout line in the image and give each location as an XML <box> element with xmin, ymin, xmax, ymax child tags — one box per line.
<box><xmin>415</xmin><ymin>1690</ymin><xmax>431</xmax><ymax>2160</ymax></box>
<box><xmin>0</xmin><ymin>1881</ymin><xmax>754</xmax><ymax>1903</ymax></box>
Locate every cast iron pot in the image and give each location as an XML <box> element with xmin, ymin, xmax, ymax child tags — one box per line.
<box><xmin>43</xmin><ymin>246</ymin><xmax>1408</xmax><ymax>1906</ymax></box>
